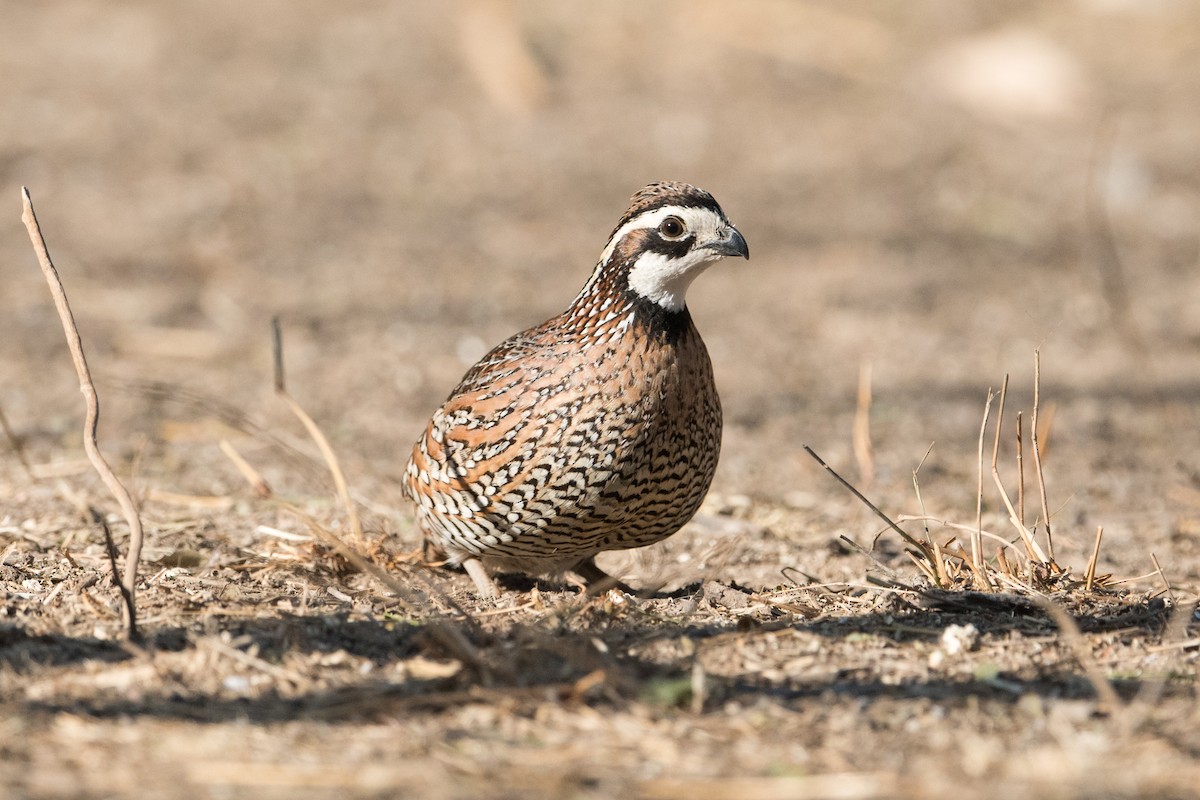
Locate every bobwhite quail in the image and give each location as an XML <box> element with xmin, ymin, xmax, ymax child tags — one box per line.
<box><xmin>405</xmin><ymin>182</ymin><xmax>748</xmax><ymax>597</ymax></box>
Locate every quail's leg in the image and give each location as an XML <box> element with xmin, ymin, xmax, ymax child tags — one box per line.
<box><xmin>573</xmin><ymin>556</ymin><xmax>635</xmax><ymax>595</ymax></box>
<box><xmin>462</xmin><ymin>558</ymin><xmax>499</xmax><ymax>598</ymax></box>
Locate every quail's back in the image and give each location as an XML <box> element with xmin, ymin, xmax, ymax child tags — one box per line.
<box><xmin>405</xmin><ymin>182</ymin><xmax>749</xmax><ymax>596</ymax></box>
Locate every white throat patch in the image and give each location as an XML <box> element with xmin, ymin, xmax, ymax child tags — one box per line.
<box><xmin>608</xmin><ymin>206</ymin><xmax>730</xmax><ymax>311</ymax></box>
<box><xmin>626</xmin><ymin>251</ymin><xmax>720</xmax><ymax>311</ymax></box>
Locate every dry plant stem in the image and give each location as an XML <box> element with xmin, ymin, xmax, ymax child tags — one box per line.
<box><xmin>266</xmin><ymin>320</ymin><xmax>479</xmax><ymax>633</ymax></box>
<box><xmin>1150</xmin><ymin>553</ymin><xmax>1175</xmax><ymax>602</ymax></box>
<box><xmin>989</xmin><ymin>376</ymin><xmax>1048</xmax><ymax>565</ymax></box>
<box><xmin>1085</xmin><ymin>526</ymin><xmax>1104</xmax><ymax>592</ymax></box>
<box><xmin>272</xmin><ymin>318</ymin><xmax>364</xmax><ymax>549</ymax></box>
<box><xmin>853</xmin><ymin>359</ymin><xmax>875</xmax><ymax>487</ymax></box>
<box><xmin>895</xmin><ymin>515</ymin><xmax>1030</xmax><ymax>557</ymax></box>
<box><xmin>295</xmin><ymin>512</ymin><xmax>424</xmax><ymax>609</ymax></box>
<box><xmin>255</xmin><ymin>467</ymin><xmax>473</xmax><ymax>622</ymax></box>
<box><xmin>1031</xmin><ymin>349</ymin><xmax>1055</xmax><ymax>560</ymax></box>
<box><xmin>21</xmin><ymin>187</ymin><xmax>142</xmax><ymax>638</ymax></box>
<box><xmin>803</xmin><ymin>445</ymin><xmax>936</xmax><ymax>565</ymax></box>
<box><xmin>219</xmin><ymin>439</ymin><xmax>273</xmax><ymax>497</ymax></box>
<box><xmin>93</xmin><ymin>509</ymin><xmax>133</xmax><ymax>622</ymax></box>
<box><xmin>911</xmin><ymin>443</ymin><xmax>947</xmax><ymax>586</ymax></box>
<box><xmin>1015</xmin><ymin>411</ymin><xmax>1025</xmax><ymax>528</ymax></box>
<box><xmin>996</xmin><ymin>546</ymin><xmax>1013</xmax><ymax>577</ymax></box>
<box><xmin>972</xmin><ymin>390</ymin><xmax>994</xmax><ymax>588</ymax></box>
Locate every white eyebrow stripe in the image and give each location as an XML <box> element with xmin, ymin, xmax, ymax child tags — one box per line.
<box><xmin>598</xmin><ymin>206</ymin><xmax>698</xmax><ymax>264</ymax></box>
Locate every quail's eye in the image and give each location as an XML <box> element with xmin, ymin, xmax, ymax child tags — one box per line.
<box><xmin>658</xmin><ymin>216</ymin><xmax>686</xmax><ymax>239</ymax></box>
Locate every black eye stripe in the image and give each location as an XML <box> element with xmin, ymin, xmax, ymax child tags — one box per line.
<box><xmin>646</xmin><ymin>234</ymin><xmax>695</xmax><ymax>260</ymax></box>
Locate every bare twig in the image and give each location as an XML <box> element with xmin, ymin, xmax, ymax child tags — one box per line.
<box><xmin>1085</xmin><ymin>526</ymin><xmax>1104</xmax><ymax>592</ymax></box>
<box><xmin>973</xmin><ymin>389</ymin><xmax>994</xmax><ymax>587</ymax></box>
<box><xmin>803</xmin><ymin>445</ymin><xmax>935</xmax><ymax>565</ymax></box>
<box><xmin>853</xmin><ymin>360</ymin><xmax>875</xmax><ymax>487</ymax></box>
<box><xmin>1150</xmin><ymin>553</ymin><xmax>1175</xmax><ymax>602</ymax></box>
<box><xmin>21</xmin><ymin>188</ymin><xmax>142</xmax><ymax>638</ymax></box>
<box><xmin>989</xmin><ymin>376</ymin><xmax>1048</xmax><ymax>565</ymax></box>
<box><xmin>219</xmin><ymin>439</ymin><xmax>273</xmax><ymax>498</ymax></box>
<box><xmin>265</xmin><ymin>319</ymin><xmax>479</xmax><ymax>633</ymax></box>
<box><xmin>894</xmin><ymin>515</ymin><xmax>1030</xmax><ymax>558</ymax></box>
<box><xmin>93</xmin><ymin>507</ymin><xmax>136</xmax><ymax>624</ymax></box>
<box><xmin>1031</xmin><ymin>349</ymin><xmax>1055</xmax><ymax>561</ymax></box>
<box><xmin>1015</xmin><ymin>410</ymin><xmax>1025</xmax><ymax>529</ymax></box>
<box><xmin>272</xmin><ymin>318</ymin><xmax>364</xmax><ymax>549</ymax></box>
<box><xmin>911</xmin><ymin>443</ymin><xmax>946</xmax><ymax>586</ymax></box>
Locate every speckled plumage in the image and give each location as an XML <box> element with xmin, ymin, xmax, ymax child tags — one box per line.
<box><xmin>405</xmin><ymin>182</ymin><xmax>748</xmax><ymax>596</ymax></box>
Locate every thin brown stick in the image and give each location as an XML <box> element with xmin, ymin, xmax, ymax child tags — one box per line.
<box><xmin>853</xmin><ymin>360</ymin><xmax>875</xmax><ymax>487</ymax></box>
<box><xmin>272</xmin><ymin>318</ymin><xmax>364</xmax><ymax>549</ymax></box>
<box><xmin>911</xmin><ymin>443</ymin><xmax>946</xmax><ymax>586</ymax></box>
<box><xmin>21</xmin><ymin>187</ymin><xmax>142</xmax><ymax>638</ymax></box>
<box><xmin>974</xmin><ymin>389</ymin><xmax>994</xmax><ymax>584</ymax></box>
<box><xmin>219</xmin><ymin>439</ymin><xmax>273</xmax><ymax>498</ymax></box>
<box><xmin>1015</xmin><ymin>410</ymin><xmax>1025</xmax><ymax>529</ymax></box>
<box><xmin>803</xmin><ymin>445</ymin><xmax>936</xmax><ymax>564</ymax></box>
<box><xmin>894</xmin><ymin>515</ymin><xmax>1030</xmax><ymax>557</ymax></box>
<box><xmin>989</xmin><ymin>376</ymin><xmax>1047</xmax><ymax>565</ymax></box>
<box><xmin>1085</xmin><ymin>526</ymin><xmax>1104</xmax><ymax>592</ymax></box>
<box><xmin>1031</xmin><ymin>349</ymin><xmax>1055</xmax><ymax>560</ymax></box>
<box><xmin>265</xmin><ymin>320</ymin><xmax>478</xmax><ymax>631</ymax></box>
<box><xmin>1149</xmin><ymin>553</ymin><xmax>1175</xmax><ymax>602</ymax></box>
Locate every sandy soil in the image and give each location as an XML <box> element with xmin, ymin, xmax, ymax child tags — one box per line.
<box><xmin>2</xmin><ymin>2</ymin><xmax>1199</xmax><ymax>798</ymax></box>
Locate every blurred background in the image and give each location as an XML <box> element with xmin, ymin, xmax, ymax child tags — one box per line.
<box><xmin>1</xmin><ymin>1</ymin><xmax>1197</xmax><ymax>577</ymax></box>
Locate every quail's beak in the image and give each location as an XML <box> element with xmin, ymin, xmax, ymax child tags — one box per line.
<box><xmin>704</xmin><ymin>224</ymin><xmax>750</xmax><ymax>260</ymax></box>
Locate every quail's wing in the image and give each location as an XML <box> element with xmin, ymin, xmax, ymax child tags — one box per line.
<box><xmin>406</xmin><ymin>324</ymin><xmax>558</xmax><ymax>511</ymax></box>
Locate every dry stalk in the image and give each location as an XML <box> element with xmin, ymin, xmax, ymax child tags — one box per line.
<box><xmin>272</xmin><ymin>318</ymin><xmax>365</xmax><ymax>549</ymax></box>
<box><xmin>894</xmin><ymin>516</ymin><xmax>1029</xmax><ymax>558</ymax></box>
<box><xmin>1149</xmin><ymin>553</ymin><xmax>1175</xmax><ymax>602</ymax></box>
<box><xmin>1031</xmin><ymin>349</ymin><xmax>1055</xmax><ymax>560</ymax></box>
<box><xmin>266</xmin><ymin>320</ymin><xmax>481</xmax><ymax>639</ymax></box>
<box><xmin>219</xmin><ymin>439</ymin><xmax>273</xmax><ymax>498</ymax></box>
<box><xmin>989</xmin><ymin>375</ymin><xmax>1048</xmax><ymax>565</ymax></box>
<box><xmin>803</xmin><ymin>445</ymin><xmax>936</xmax><ymax>566</ymax></box>
<box><xmin>853</xmin><ymin>359</ymin><xmax>875</xmax><ymax>487</ymax></box>
<box><xmin>911</xmin><ymin>443</ymin><xmax>947</xmax><ymax>585</ymax></box>
<box><xmin>972</xmin><ymin>389</ymin><xmax>994</xmax><ymax>588</ymax></box>
<box><xmin>1085</xmin><ymin>526</ymin><xmax>1104</xmax><ymax>592</ymax></box>
<box><xmin>21</xmin><ymin>187</ymin><xmax>142</xmax><ymax>638</ymax></box>
<box><xmin>1015</xmin><ymin>410</ymin><xmax>1025</xmax><ymax>528</ymax></box>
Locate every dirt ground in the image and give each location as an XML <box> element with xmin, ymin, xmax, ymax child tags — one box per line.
<box><xmin>2</xmin><ymin>2</ymin><xmax>1199</xmax><ymax>798</ymax></box>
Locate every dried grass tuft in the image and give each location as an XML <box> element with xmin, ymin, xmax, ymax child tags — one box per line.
<box><xmin>808</xmin><ymin>351</ymin><xmax>1129</xmax><ymax>597</ymax></box>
